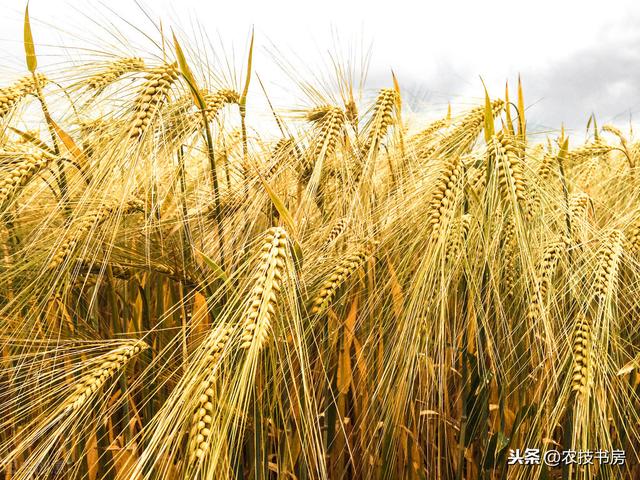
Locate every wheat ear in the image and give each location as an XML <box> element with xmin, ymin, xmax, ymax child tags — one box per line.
<box><xmin>593</xmin><ymin>230</ymin><xmax>624</xmax><ymax>303</ymax></box>
<box><xmin>444</xmin><ymin>214</ymin><xmax>472</xmax><ymax>263</ymax></box>
<box><xmin>322</xmin><ymin>218</ymin><xmax>348</xmax><ymax>249</ymax></box>
<box><xmin>239</xmin><ymin>227</ymin><xmax>290</xmax><ymax>351</ymax></box>
<box><xmin>310</xmin><ymin>241</ymin><xmax>376</xmax><ymax>315</ymax></box>
<box><xmin>203</xmin><ymin>89</ymin><xmax>240</xmax><ymax>119</ymax></box>
<box><xmin>48</xmin><ymin>199</ymin><xmax>145</xmax><ymax>270</ymax></box>
<box><xmin>427</xmin><ymin>156</ymin><xmax>461</xmax><ymax>240</ymax></box>
<box><xmin>0</xmin><ymin>74</ymin><xmax>47</xmax><ymax>119</ymax></box>
<box><xmin>62</xmin><ymin>340</ymin><xmax>147</xmax><ymax>414</ymax></box>
<box><xmin>0</xmin><ymin>152</ymin><xmax>55</xmax><ymax>207</ymax></box>
<box><xmin>85</xmin><ymin>57</ymin><xmax>145</xmax><ymax>92</ymax></box>
<box><xmin>526</xmin><ymin>238</ymin><xmax>567</xmax><ymax>324</ymax></box>
<box><xmin>308</xmin><ymin>106</ymin><xmax>345</xmax><ymax>161</ymax></box>
<box><xmin>571</xmin><ymin>314</ymin><xmax>595</xmax><ymax>398</ymax></box>
<box><xmin>189</xmin><ymin>325</ymin><xmax>233</xmax><ymax>462</ymax></box>
<box><xmin>363</xmin><ymin>88</ymin><xmax>399</xmax><ymax>155</ymax></box>
<box><xmin>128</xmin><ymin>63</ymin><xmax>179</xmax><ymax>140</ymax></box>
<box><xmin>494</xmin><ymin>134</ymin><xmax>530</xmax><ymax>219</ymax></box>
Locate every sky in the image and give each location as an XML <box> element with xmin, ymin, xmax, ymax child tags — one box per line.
<box><xmin>0</xmin><ymin>0</ymin><xmax>639</xmax><ymax>138</ymax></box>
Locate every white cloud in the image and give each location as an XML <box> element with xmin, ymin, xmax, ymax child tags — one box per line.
<box><xmin>0</xmin><ymin>0</ymin><xmax>639</xmax><ymax>134</ymax></box>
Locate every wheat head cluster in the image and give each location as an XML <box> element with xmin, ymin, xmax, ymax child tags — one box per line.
<box><xmin>1</xmin><ymin>7</ymin><xmax>640</xmax><ymax>480</ymax></box>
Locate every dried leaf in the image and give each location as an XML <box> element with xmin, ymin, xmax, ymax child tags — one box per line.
<box><xmin>481</xmin><ymin>78</ymin><xmax>494</xmax><ymax>143</ymax></box>
<box><xmin>617</xmin><ymin>354</ymin><xmax>640</xmax><ymax>376</ymax></box>
<box><xmin>517</xmin><ymin>74</ymin><xmax>526</xmax><ymax>140</ymax></box>
<box><xmin>240</xmin><ymin>28</ymin><xmax>254</xmax><ymax>108</ymax></box>
<box><xmin>194</xmin><ymin>248</ymin><xmax>229</xmax><ymax>283</ymax></box>
<box><xmin>43</xmin><ymin>112</ymin><xmax>88</xmax><ymax>170</ymax></box>
<box><xmin>173</xmin><ymin>32</ymin><xmax>203</xmax><ymax>108</ymax></box>
<box><xmin>24</xmin><ymin>4</ymin><xmax>37</xmax><ymax>73</ymax></box>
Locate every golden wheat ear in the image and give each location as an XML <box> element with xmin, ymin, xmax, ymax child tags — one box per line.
<box><xmin>310</xmin><ymin>240</ymin><xmax>376</xmax><ymax>315</ymax></box>
<box><xmin>61</xmin><ymin>340</ymin><xmax>148</xmax><ymax>414</ymax></box>
<box><xmin>128</xmin><ymin>63</ymin><xmax>179</xmax><ymax>141</ymax></box>
<box><xmin>0</xmin><ymin>152</ymin><xmax>56</xmax><ymax>210</ymax></box>
<box><xmin>362</xmin><ymin>88</ymin><xmax>399</xmax><ymax>157</ymax></box>
<box><xmin>187</xmin><ymin>325</ymin><xmax>233</xmax><ymax>465</ymax></box>
<box><xmin>0</xmin><ymin>74</ymin><xmax>47</xmax><ymax>120</ymax></box>
<box><xmin>47</xmin><ymin>198</ymin><xmax>144</xmax><ymax>270</ymax></box>
<box><xmin>239</xmin><ymin>227</ymin><xmax>290</xmax><ymax>351</ymax></box>
<box><xmin>426</xmin><ymin>155</ymin><xmax>462</xmax><ymax>241</ymax></box>
<box><xmin>84</xmin><ymin>57</ymin><xmax>146</xmax><ymax>93</ymax></box>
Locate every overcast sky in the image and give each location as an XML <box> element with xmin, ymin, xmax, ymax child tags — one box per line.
<box><xmin>1</xmin><ymin>0</ymin><xmax>639</xmax><ymax>138</ymax></box>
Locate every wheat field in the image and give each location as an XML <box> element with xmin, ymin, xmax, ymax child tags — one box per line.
<box><xmin>0</xmin><ymin>6</ymin><xmax>640</xmax><ymax>480</ymax></box>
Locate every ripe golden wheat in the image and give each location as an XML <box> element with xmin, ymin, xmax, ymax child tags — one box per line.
<box><xmin>2</xmin><ymin>10</ymin><xmax>640</xmax><ymax>480</ymax></box>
